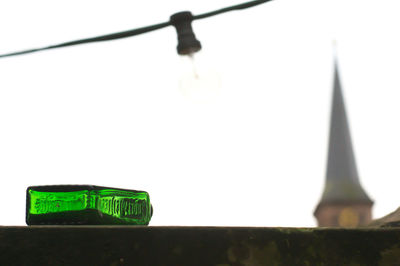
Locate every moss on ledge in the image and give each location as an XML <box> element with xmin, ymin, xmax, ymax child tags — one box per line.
<box><xmin>1</xmin><ymin>226</ymin><xmax>400</xmax><ymax>265</ymax></box>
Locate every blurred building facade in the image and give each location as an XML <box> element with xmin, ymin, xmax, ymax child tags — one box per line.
<box><xmin>314</xmin><ymin>62</ymin><xmax>373</xmax><ymax>227</ymax></box>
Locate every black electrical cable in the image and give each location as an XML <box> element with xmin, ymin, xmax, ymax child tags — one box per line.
<box><xmin>194</xmin><ymin>0</ymin><xmax>271</xmax><ymax>20</ymax></box>
<box><xmin>0</xmin><ymin>22</ymin><xmax>171</xmax><ymax>58</ymax></box>
<box><xmin>0</xmin><ymin>0</ymin><xmax>273</xmax><ymax>58</ymax></box>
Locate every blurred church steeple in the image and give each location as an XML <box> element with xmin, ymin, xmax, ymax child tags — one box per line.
<box><xmin>314</xmin><ymin>58</ymin><xmax>373</xmax><ymax>227</ymax></box>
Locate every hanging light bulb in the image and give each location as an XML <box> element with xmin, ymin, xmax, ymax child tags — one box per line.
<box><xmin>178</xmin><ymin>53</ymin><xmax>220</xmax><ymax>103</ymax></box>
<box><xmin>171</xmin><ymin>11</ymin><xmax>221</xmax><ymax>103</ymax></box>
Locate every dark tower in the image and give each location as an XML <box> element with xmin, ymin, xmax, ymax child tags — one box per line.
<box><xmin>314</xmin><ymin>62</ymin><xmax>373</xmax><ymax>227</ymax></box>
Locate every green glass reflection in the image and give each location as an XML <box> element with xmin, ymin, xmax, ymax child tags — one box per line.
<box><xmin>96</xmin><ymin>190</ymin><xmax>149</xmax><ymax>221</ymax></box>
<box><xmin>29</xmin><ymin>190</ymin><xmax>89</xmax><ymax>215</ymax></box>
<box><xmin>27</xmin><ymin>186</ymin><xmax>152</xmax><ymax>225</ymax></box>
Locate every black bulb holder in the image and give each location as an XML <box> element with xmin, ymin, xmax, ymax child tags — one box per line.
<box><xmin>170</xmin><ymin>11</ymin><xmax>202</xmax><ymax>55</ymax></box>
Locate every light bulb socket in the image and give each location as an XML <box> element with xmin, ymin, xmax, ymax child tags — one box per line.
<box><xmin>170</xmin><ymin>11</ymin><xmax>202</xmax><ymax>55</ymax></box>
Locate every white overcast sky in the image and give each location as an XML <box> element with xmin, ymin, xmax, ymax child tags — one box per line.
<box><xmin>1</xmin><ymin>0</ymin><xmax>400</xmax><ymax>226</ymax></box>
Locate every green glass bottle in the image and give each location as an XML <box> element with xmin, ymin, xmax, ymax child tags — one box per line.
<box><xmin>26</xmin><ymin>185</ymin><xmax>153</xmax><ymax>225</ymax></box>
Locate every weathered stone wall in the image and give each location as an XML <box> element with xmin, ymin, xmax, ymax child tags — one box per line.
<box><xmin>1</xmin><ymin>226</ymin><xmax>400</xmax><ymax>265</ymax></box>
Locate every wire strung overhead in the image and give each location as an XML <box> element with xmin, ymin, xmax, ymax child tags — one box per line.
<box><xmin>0</xmin><ymin>0</ymin><xmax>273</xmax><ymax>59</ymax></box>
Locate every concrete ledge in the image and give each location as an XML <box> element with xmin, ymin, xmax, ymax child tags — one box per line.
<box><xmin>1</xmin><ymin>226</ymin><xmax>400</xmax><ymax>265</ymax></box>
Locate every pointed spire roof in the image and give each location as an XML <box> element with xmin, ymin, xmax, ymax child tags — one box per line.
<box><xmin>318</xmin><ymin>61</ymin><xmax>372</xmax><ymax>206</ymax></box>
